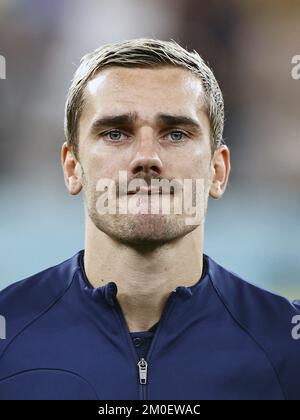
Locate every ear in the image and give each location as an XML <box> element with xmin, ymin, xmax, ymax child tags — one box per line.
<box><xmin>209</xmin><ymin>145</ymin><xmax>231</xmax><ymax>199</ymax></box>
<box><xmin>61</xmin><ymin>142</ymin><xmax>83</xmax><ymax>195</ymax></box>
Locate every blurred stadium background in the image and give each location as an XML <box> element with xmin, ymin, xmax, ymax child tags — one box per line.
<box><xmin>0</xmin><ymin>0</ymin><xmax>299</xmax><ymax>299</ymax></box>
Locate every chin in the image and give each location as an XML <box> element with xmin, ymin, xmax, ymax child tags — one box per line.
<box><xmin>110</xmin><ymin>214</ymin><xmax>195</xmax><ymax>247</ymax></box>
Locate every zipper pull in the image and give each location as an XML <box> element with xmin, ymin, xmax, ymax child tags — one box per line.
<box><xmin>137</xmin><ymin>358</ymin><xmax>148</xmax><ymax>385</ymax></box>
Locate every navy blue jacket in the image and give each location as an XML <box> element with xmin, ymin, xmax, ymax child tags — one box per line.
<box><xmin>0</xmin><ymin>250</ymin><xmax>299</xmax><ymax>400</ymax></box>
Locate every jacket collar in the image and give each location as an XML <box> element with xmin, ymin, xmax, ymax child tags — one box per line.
<box><xmin>77</xmin><ymin>249</ymin><xmax>209</xmax><ymax>307</ymax></box>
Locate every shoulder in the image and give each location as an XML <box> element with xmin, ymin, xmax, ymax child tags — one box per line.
<box><xmin>206</xmin><ymin>256</ymin><xmax>300</xmax><ymax>321</ymax></box>
<box><xmin>205</xmin><ymin>254</ymin><xmax>300</xmax><ymax>322</ymax></box>
<box><xmin>205</xmin><ymin>254</ymin><xmax>300</xmax><ymax>400</ymax></box>
<box><xmin>0</xmin><ymin>251</ymin><xmax>83</xmax><ymax>354</ymax></box>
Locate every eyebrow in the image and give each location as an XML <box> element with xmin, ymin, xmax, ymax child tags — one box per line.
<box><xmin>90</xmin><ymin>112</ymin><xmax>138</xmax><ymax>135</ymax></box>
<box><xmin>89</xmin><ymin>112</ymin><xmax>203</xmax><ymax>135</ymax></box>
<box><xmin>156</xmin><ymin>114</ymin><xmax>202</xmax><ymax>133</ymax></box>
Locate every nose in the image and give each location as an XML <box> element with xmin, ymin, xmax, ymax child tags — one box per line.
<box><xmin>128</xmin><ymin>133</ymin><xmax>163</xmax><ymax>176</ymax></box>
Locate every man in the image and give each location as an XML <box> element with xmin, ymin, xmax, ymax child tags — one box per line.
<box><xmin>0</xmin><ymin>38</ymin><xmax>299</xmax><ymax>400</ymax></box>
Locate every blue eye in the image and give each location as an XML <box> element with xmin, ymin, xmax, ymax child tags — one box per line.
<box><xmin>101</xmin><ymin>129</ymin><xmax>187</xmax><ymax>143</ymax></box>
<box><xmin>169</xmin><ymin>130</ymin><xmax>186</xmax><ymax>142</ymax></box>
<box><xmin>105</xmin><ymin>130</ymin><xmax>124</xmax><ymax>141</ymax></box>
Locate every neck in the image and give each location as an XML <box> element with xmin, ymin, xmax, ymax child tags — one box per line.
<box><xmin>84</xmin><ymin>217</ymin><xmax>204</xmax><ymax>332</ymax></box>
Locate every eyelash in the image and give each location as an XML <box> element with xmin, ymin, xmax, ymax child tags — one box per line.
<box><xmin>101</xmin><ymin>129</ymin><xmax>189</xmax><ymax>143</ymax></box>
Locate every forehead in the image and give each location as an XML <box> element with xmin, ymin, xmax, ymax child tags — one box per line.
<box><xmin>83</xmin><ymin>66</ymin><xmax>206</xmax><ymax>120</ymax></box>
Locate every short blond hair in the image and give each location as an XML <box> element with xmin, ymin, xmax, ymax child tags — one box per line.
<box><xmin>64</xmin><ymin>38</ymin><xmax>225</xmax><ymax>157</ymax></box>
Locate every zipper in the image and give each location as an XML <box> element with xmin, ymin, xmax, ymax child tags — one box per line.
<box><xmin>113</xmin><ymin>291</ymin><xmax>176</xmax><ymax>400</ymax></box>
<box><xmin>137</xmin><ymin>358</ymin><xmax>148</xmax><ymax>384</ymax></box>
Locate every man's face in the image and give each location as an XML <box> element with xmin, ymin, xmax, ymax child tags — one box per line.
<box><xmin>76</xmin><ymin>65</ymin><xmax>215</xmax><ymax>246</ymax></box>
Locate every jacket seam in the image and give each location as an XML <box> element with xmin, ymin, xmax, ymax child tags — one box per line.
<box><xmin>208</xmin><ymin>270</ymin><xmax>287</xmax><ymax>401</ymax></box>
<box><xmin>0</xmin><ymin>267</ymin><xmax>79</xmax><ymax>364</ymax></box>
<box><xmin>0</xmin><ymin>367</ymin><xmax>100</xmax><ymax>399</ymax></box>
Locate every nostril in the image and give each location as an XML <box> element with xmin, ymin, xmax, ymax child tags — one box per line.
<box><xmin>150</xmin><ymin>165</ymin><xmax>161</xmax><ymax>173</ymax></box>
<box><xmin>132</xmin><ymin>165</ymin><xmax>144</xmax><ymax>175</ymax></box>
<box><xmin>129</xmin><ymin>152</ymin><xmax>163</xmax><ymax>176</ymax></box>
<box><xmin>132</xmin><ymin>166</ymin><xmax>162</xmax><ymax>178</ymax></box>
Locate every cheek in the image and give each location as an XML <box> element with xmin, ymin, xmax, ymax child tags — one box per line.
<box><xmin>87</xmin><ymin>140</ymin><xmax>133</xmax><ymax>173</ymax></box>
<box><xmin>81</xmin><ymin>144</ymin><xmax>114</xmax><ymax>176</ymax></box>
<box><xmin>192</xmin><ymin>145</ymin><xmax>211</xmax><ymax>174</ymax></box>
<box><xmin>177</xmin><ymin>150</ymin><xmax>210</xmax><ymax>180</ymax></box>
